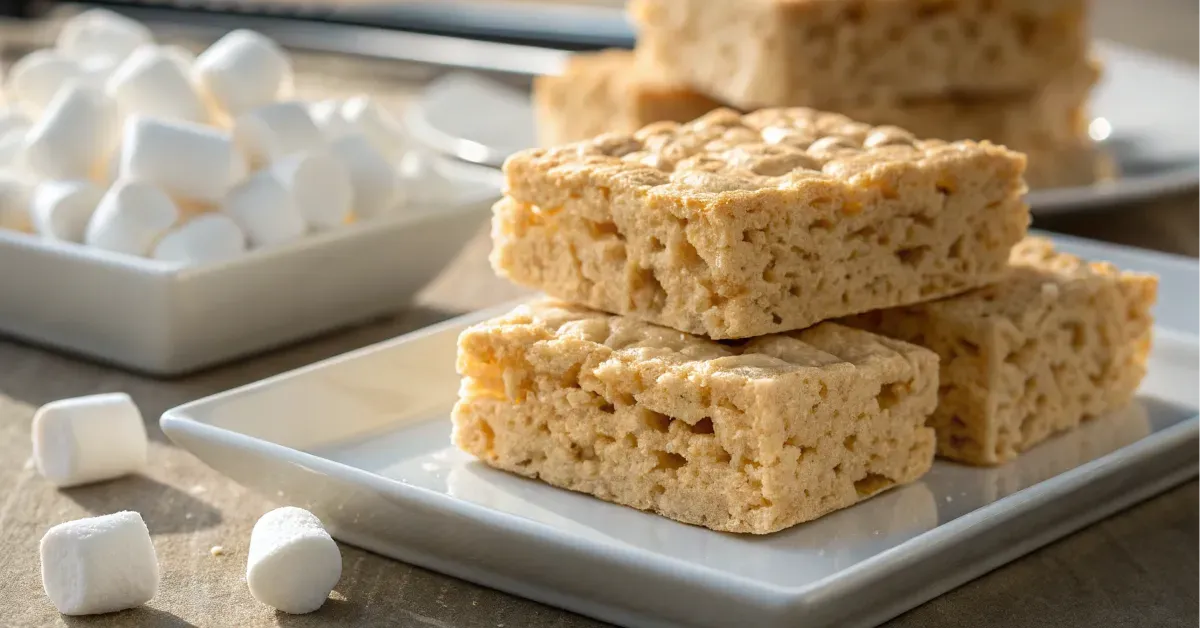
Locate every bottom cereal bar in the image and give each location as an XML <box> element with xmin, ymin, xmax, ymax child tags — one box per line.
<box><xmin>452</xmin><ymin>300</ymin><xmax>937</xmax><ymax>534</ymax></box>
<box><xmin>845</xmin><ymin>237</ymin><xmax>1158</xmax><ymax>466</ymax></box>
<box><xmin>533</xmin><ymin>50</ymin><xmax>722</xmax><ymax>147</ymax></box>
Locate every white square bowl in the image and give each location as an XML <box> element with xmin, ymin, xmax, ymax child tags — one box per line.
<box><xmin>0</xmin><ymin>159</ymin><xmax>499</xmax><ymax>376</ymax></box>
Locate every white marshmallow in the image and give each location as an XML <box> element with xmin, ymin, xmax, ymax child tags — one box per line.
<box><xmin>269</xmin><ymin>151</ymin><xmax>352</xmax><ymax>230</ymax></box>
<box><xmin>233</xmin><ymin>102</ymin><xmax>322</xmax><ymax>167</ymax></box>
<box><xmin>329</xmin><ymin>135</ymin><xmax>399</xmax><ymax>220</ymax></box>
<box><xmin>85</xmin><ymin>180</ymin><xmax>180</xmax><ymax>256</ymax></box>
<box><xmin>221</xmin><ymin>170</ymin><xmax>306</xmax><ymax>247</ymax></box>
<box><xmin>192</xmin><ymin>30</ymin><xmax>292</xmax><ymax>118</ymax></box>
<box><xmin>30</xmin><ymin>180</ymin><xmax>105</xmax><ymax>242</ymax></box>
<box><xmin>106</xmin><ymin>46</ymin><xmax>207</xmax><ymax>123</ymax></box>
<box><xmin>31</xmin><ymin>392</ymin><xmax>148</xmax><ymax>487</ymax></box>
<box><xmin>0</xmin><ymin>107</ymin><xmax>31</xmax><ymax>137</ymax></box>
<box><xmin>56</xmin><ymin>9</ymin><xmax>153</xmax><ymax>68</ymax></box>
<box><xmin>5</xmin><ymin>50</ymin><xmax>83</xmax><ymax>113</ymax></box>
<box><xmin>79</xmin><ymin>56</ymin><xmax>119</xmax><ymax>90</ymax></box>
<box><xmin>397</xmin><ymin>151</ymin><xmax>458</xmax><ymax>207</ymax></box>
<box><xmin>308</xmin><ymin>99</ymin><xmax>354</xmax><ymax>140</ymax></box>
<box><xmin>40</xmin><ymin>511</ymin><xmax>158</xmax><ymax>615</ymax></box>
<box><xmin>153</xmin><ymin>213</ymin><xmax>246</xmax><ymax>264</ymax></box>
<box><xmin>0</xmin><ymin>172</ymin><xmax>34</xmax><ymax>232</ymax></box>
<box><xmin>246</xmin><ymin>507</ymin><xmax>341</xmax><ymax>614</ymax></box>
<box><xmin>25</xmin><ymin>83</ymin><xmax>119</xmax><ymax>180</ymax></box>
<box><xmin>121</xmin><ymin>116</ymin><xmax>241</xmax><ymax>203</ymax></box>
<box><xmin>340</xmin><ymin>96</ymin><xmax>406</xmax><ymax>159</ymax></box>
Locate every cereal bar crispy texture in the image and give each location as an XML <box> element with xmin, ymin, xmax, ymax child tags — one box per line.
<box><xmin>493</xmin><ymin>108</ymin><xmax>1029</xmax><ymax>339</ymax></box>
<box><xmin>534</xmin><ymin>50</ymin><xmax>723</xmax><ymax>147</ymax></box>
<box><xmin>452</xmin><ymin>300</ymin><xmax>938</xmax><ymax>535</ymax></box>
<box><xmin>844</xmin><ymin>237</ymin><xmax>1158</xmax><ymax>465</ymax></box>
<box><xmin>630</xmin><ymin>0</ymin><xmax>1090</xmax><ymax>110</ymax></box>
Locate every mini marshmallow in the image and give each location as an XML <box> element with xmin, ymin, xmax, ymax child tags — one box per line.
<box><xmin>106</xmin><ymin>46</ymin><xmax>207</xmax><ymax>123</ymax></box>
<box><xmin>121</xmin><ymin>116</ymin><xmax>241</xmax><ymax>203</ymax></box>
<box><xmin>41</xmin><ymin>511</ymin><xmax>158</xmax><ymax>616</ymax></box>
<box><xmin>221</xmin><ymin>171</ymin><xmax>306</xmax><ymax>247</ymax></box>
<box><xmin>25</xmin><ymin>83</ymin><xmax>119</xmax><ymax>180</ymax></box>
<box><xmin>308</xmin><ymin>99</ymin><xmax>355</xmax><ymax>140</ymax></box>
<box><xmin>0</xmin><ymin>172</ymin><xmax>34</xmax><ymax>232</ymax></box>
<box><xmin>5</xmin><ymin>49</ymin><xmax>83</xmax><ymax>113</ymax></box>
<box><xmin>246</xmin><ymin>507</ymin><xmax>341</xmax><ymax>614</ymax></box>
<box><xmin>340</xmin><ymin>96</ymin><xmax>406</xmax><ymax>160</ymax></box>
<box><xmin>233</xmin><ymin>102</ymin><xmax>323</xmax><ymax>167</ymax></box>
<box><xmin>329</xmin><ymin>134</ymin><xmax>399</xmax><ymax>220</ymax></box>
<box><xmin>30</xmin><ymin>180</ymin><xmax>105</xmax><ymax>242</ymax></box>
<box><xmin>397</xmin><ymin>151</ymin><xmax>458</xmax><ymax>207</ymax></box>
<box><xmin>192</xmin><ymin>30</ymin><xmax>292</xmax><ymax>118</ymax></box>
<box><xmin>152</xmin><ymin>213</ymin><xmax>246</xmax><ymax>264</ymax></box>
<box><xmin>56</xmin><ymin>9</ymin><xmax>153</xmax><ymax>68</ymax></box>
<box><xmin>31</xmin><ymin>392</ymin><xmax>148</xmax><ymax>487</ymax></box>
<box><xmin>85</xmin><ymin>180</ymin><xmax>180</xmax><ymax>256</ymax></box>
<box><xmin>270</xmin><ymin>150</ymin><xmax>353</xmax><ymax>230</ymax></box>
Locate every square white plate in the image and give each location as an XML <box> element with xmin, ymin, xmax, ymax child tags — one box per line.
<box><xmin>162</xmin><ymin>234</ymin><xmax>1199</xmax><ymax>628</ymax></box>
<box><xmin>0</xmin><ymin>159</ymin><xmax>499</xmax><ymax>376</ymax></box>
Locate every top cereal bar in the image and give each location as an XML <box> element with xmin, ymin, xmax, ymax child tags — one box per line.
<box><xmin>492</xmin><ymin>107</ymin><xmax>1029</xmax><ymax>339</ymax></box>
<box><xmin>630</xmin><ymin>0</ymin><xmax>1090</xmax><ymax>110</ymax></box>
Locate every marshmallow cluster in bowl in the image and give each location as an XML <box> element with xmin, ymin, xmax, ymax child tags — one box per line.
<box><xmin>0</xmin><ymin>10</ymin><xmax>449</xmax><ymax>266</ymax></box>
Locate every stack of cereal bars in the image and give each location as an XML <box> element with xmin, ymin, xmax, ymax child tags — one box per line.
<box><xmin>536</xmin><ymin>0</ymin><xmax>1107</xmax><ymax>189</ymax></box>
<box><xmin>451</xmin><ymin>105</ymin><xmax>1159</xmax><ymax>534</ymax></box>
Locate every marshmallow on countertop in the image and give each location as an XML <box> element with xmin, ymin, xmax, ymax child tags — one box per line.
<box><xmin>329</xmin><ymin>134</ymin><xmax>399</xmax><ymax>220</ymax></box>
<box><xmin>221</xmin><ymin>170</ymin><xmax>307</xmax><ymax>247</ymax></box>
<box><xmin>5</xmin><ymin>49</ymin><xmax>83</xmax><ymax>114</ymax></box>
<box><xmin>106</xmin><ymin>46</ymin><xmax>208</xmax><ymax>123</ymax></box>
<box><xmin>153</xmin><ymin>213</ymin><xmax>246</xmax><ymax>264</ymax></box>
<box><xmin>30</xmin><ymin>180</ymin><xmax>105</xmax><ymax>242</ymax></box>
<box><xmin>56</xmin><ymin>9</ymin><xmax>153</xmax><ymax>68</ymax></box>
<box><xmin>85</xmin><ymin>179</ymin><xmax>180</xmax><ymax>256</ymax></box>
<box><xmin>0</xmin><ymin>172</ymin><xmax>35</xmax><ymax>232</ymax></box>
<box><xmin>340</xmin><ymin>96</ymin><xmax>407</xmax><ymax>160</ymax></box>
<box><xmin>121</xmin><ymin>116</ymin><xmax>243</xmax><ymax>204</ymax></box>
<box><xmin>41</xmin><ymin>510</ymin><xmax>159</xmax><ymax>616</ymax></box>
<box><xmin>247</xmin><ymin>507</ymin><xmax>341</xmax><ymax>614</ymax></box>
<box><xmin>308</xmin><ymin>99</ymin><xmax>355</xmax><ymax>141</ymax></box>
<box><xmin>25</xmin><ymin>82</ymin><xmax>119</xmax><ymax>180</ymax></box>
<box><xmin>270</xmin><ymin>151</ymin><xmax>353</xmax><ymax>230</ymax></box>
<box><xmin>31</xmin><ymin>392</ymin><xmax>148</xmax><ymax>487</ymax></box>
<box><xmin>192</xmin><ymin>30</ymin><xmax>292</xmax><ymax>118</ymax></box>
<box><xmin>234</xmin><ymin>102</ymin><xmax>323</xmax><ymax>167</ymax></box>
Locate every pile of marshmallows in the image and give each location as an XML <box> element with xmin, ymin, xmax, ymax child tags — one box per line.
<box><xmin>0</xmin><ymin>10</ymin><xmax>447</xmax><ymax>265</ymax></box>
<box><xmin>35</xmin><ymin>393</ymin><xmax>341</xmax><ymax>615</ymax></box>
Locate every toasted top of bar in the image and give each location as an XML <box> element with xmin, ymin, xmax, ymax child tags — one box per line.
<box><xmin>504</xmin><ymin>107</ymin><xmax>1025</xmax><ymax>201</ymax></box>
<box><xmin>459</xmin><ymin>299</ymin><xmax>932</xmax><ymax>384</ymax></box>
<box><xmin>880</xmin><ymin>237</ymin><xmax>1158</xmax><ymax>324</ymax></box>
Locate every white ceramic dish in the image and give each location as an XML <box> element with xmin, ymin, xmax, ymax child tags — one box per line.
<box><xmin>163</xmin><ymin>234</ymin><xmax>1198</xmax><ymax>627</ymax></box>
<box><xmin>406</xmin><ymin>41</ymin><xmax>1200</xmax><ymax>216</ymax></box>
<box><xmin>0</xmin><ymin>158</ymin><xmax>500</xmax><ymax>376</ymax></box>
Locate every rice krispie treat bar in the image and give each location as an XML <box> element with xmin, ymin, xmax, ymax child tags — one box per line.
<box><xmin>630</xmin><ymin>0</ymin><xmax>1090</xmax><ymax>110</ymax></box>
<box><xmin>452</xmin><ymin>300</ymin><xmax>937</xmax><ymax>534</ymax></box>
<box><xmin>534</xmin><ymin>50</ymin><xmax>723</xmax><ymax>147</ymax></box>
<box><xmin>845</xmin><ymin>237</ymin><xmax>1157</xmax><ymax>465</ymax></box>
<box><xmin>493</xmin><ymin>108</ymin><xmax>1029</xmax><ymax>339</ymax></box>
